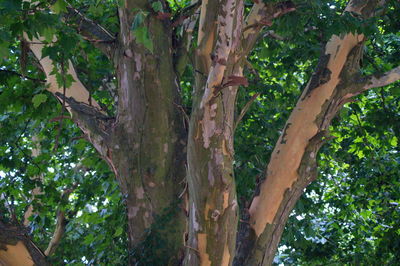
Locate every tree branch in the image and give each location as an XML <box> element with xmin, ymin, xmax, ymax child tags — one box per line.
<box><xmin>23</xmin><ymin>137</ymin><xmax>44</xmax><ymax>227</ymax></box>
<box><xmin>238</xmin><ymin>0</ymin><xmax>383</xmax><ymax>264</ymax></box>
<box><xmin>44</xmin><ymin>211</ymin><xmax>66</xmax><ymax>257</ymax></box>
<box><xmin>364</xmin><ymin>65</ymin><xmax>400</xmax><ymax>90</ymax></box>
<box><xmin>44</xmin><ymin>184</ymin><xmax>77</xmax><ymax>257</ymax></box>
<box><xmin>0</xmin><ymin>70</ymin><xmax>46</xmax><ymax>83</ymax></box>
<box><xmin>25</xmin><ymin>34</ymin><xmax>102</xmax><ymax>110</ymax></box>
<box><xmin>241</xmin><ymin>1</ymin><xmax>296</xmax><ymax>55</ymax></box>
<box><xmin>65</xmin><ymin>6</ymin><xmax>116</xmax><ymax>58</ymax></box>
<box><xmin>234</xmin><ymin>93</ymin><xmax>260</xmax><ymax>131</ymax></box>
<box><xmin>195</xmin><ymin>0</ymin><xmax>220</xmax><ymax>74</ymax></box>
<box><xmin>55</xmin><ymin>93</ymin><xmax>113</xmax><ymax>158</ymax></box>
<box><xmin>173</xmin><ymin>1</ymin><xmax>201</xmax><ymax>76</ymax></box>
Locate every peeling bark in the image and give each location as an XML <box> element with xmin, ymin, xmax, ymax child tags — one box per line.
<box><xmin>185</xmin><ymin>0</ymin><xmax>244</xmax><ymax>265</ymax></box>
<box><xmin>235</xmin><ymin>1</ymin><xmax>384</xmax><ymax>265</ymax></box>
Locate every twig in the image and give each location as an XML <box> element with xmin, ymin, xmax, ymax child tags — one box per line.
<box><xmin>234</xmin><ymin>93</ymin><xmax>261</xmax><ymax>131</ymax></box>
<box><xmin>185</xmin><ymin>245</ymin><xmax>200</xmax><ymax>253</ymax></box>
<box><xmin>53</xmin><ymin>54</ymin><xmax>67</xmax><ymax>151</ymax></box>
<box><xmin>0</xmin><ymin>70</ymin><xmax>46</xmax><ymax>83</ymax></box>
<box><xmin>50</xmin><ymin>115</ymin><xmax>72</xmax><ymax>122</ymax></box>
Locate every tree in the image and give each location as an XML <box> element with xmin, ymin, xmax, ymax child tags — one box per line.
<box><xmin>0</xmin><ymin>0</ymin><xmax>399</xmax><ymax>265</ymax></box>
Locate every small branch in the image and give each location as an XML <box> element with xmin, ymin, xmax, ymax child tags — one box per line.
<box><xmin>44</xmin><ymin>184</ymin><xmax>78</xmax><ymax>256</ymax></box>
<box><xmin>2</xmin><ymin>193</ymin><xmax>18</xmax><ymax>223</ymax></box>
<box><xmin>44</xmin><ymin>211</ymin><xmax>66</xmax><ymax>256</ymax></box>
<box><xmin>55</xmin><ymin>92</ymin><xmax>113</xmax><ymax>157</ymax></box>
<box><xmin>66</xmin><ymin>6</ymin><xmax>116</xmax><ymax>58</ymax></box>
<box><xmin>184</xmin><ymin>245</ymin><xmax>199</xmax><ymax>253</ymax></box>
<box><xmin>50</xmin><ymin>115</ymin><xmax>72</xmax><ymax>122</ymax></box>
<box><xmin>262</xmin><ymin>30</ymin><xmax>286</xmax><ymax>41</ymax></box>
<box><xmin>171</xmin><ymin>1</ymin><xmax>201</xmax><ymax>28</ymax></box>
<box><xmin>24</xmin><ymin>135</ymin><xmax>44</xmax><ymax>226</ymax></box>
<box><xmin>0</xmin><ymin>69</ymin><xmax>46</xmax><ymax>83</ymax></box>
<box><xmin>55</xmin><ymin>93</ymin><xmax>112</xmax><ymax>121</ymax></box>
<box><xmin>234</xmin><ymin>93</ymin><xmax>260</xmax><ymax>131</ymax></box>
<box><xmin>364</xmin><ymin>65</ymin><xmax>400</xmax><ymax>90</ymax></box>
<box><xmin>242</xmin><ymin>1</ymin><xmax>296</xmax><ymax>55</ymax></box>
<box><xmin>53</xmin><ymin>54</ymin><xmax>68</xmax><ymax>151</ymax></box>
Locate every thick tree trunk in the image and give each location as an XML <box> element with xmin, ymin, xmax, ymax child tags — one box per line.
<box><xmin>110</xmin><ymin>4</ymin><xmax>187</xmax><ymax>264</ymax></box>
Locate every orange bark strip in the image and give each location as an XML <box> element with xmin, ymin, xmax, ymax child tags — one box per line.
<box><xmin>223</xmin><ymin>191</ymin><xmax>229</xmax><ymax>209</ymax></box>
<box><xmin>221</xmin><ymin>243</ymin><xmax>231</xmax><ymax>266</ymax></box>
<box><xmin>197</xmin><ymin>233</ymin><xmax>211</xmax><ymax>266</ymax></box>
<box><xmin>204</xmin><ymin>203</ymin><xmax>211</xmax><ymax>219</ymax></box>
<box><xmin>0</xmin><ymin>242</ymin><xmax>34</xmax><ymax>266</ymax></box>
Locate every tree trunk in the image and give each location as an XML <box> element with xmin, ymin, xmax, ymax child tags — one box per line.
<box><xmin>110</xmin><ymin>5</ymin><xmax>187</xmax><ymax>263</ymax></box>
<box><xmin>184</xmin><ymin>0</ymin><xmax>244</xmax><ymax>264</ymax></box>
<box><xmin>73</xmin><ymin>2</ymin><xmax>190</xmax><ymax>264</ymax></box>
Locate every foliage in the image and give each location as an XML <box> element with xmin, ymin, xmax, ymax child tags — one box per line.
<box><xmin>0</xmin><ymin>0</ymin><xmax>399</xmax><ymax>264</ymax></box>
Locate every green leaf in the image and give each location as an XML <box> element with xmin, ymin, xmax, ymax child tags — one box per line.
<box><xmin>52</xmin><ymin>0</ymin><xmax>68</xmax><ymax>14</ymax></box>
<box><xmin>32</xmin><ymin>94</ymin><xmax>48</xmax><ymax>108</ymax></box>
<box><xmin>151</xmin><ymin>1</ymin><xmax>163</xmax><ymax>12</ymax></box>
<box><xmin>88</xmin><ymin>4</ymin><xmax>104</xmax><ymax>16</ymax></box>
<box><xmin>42</xmin><ymin>27</ymin><xmax>55</xmax><ymax>43</ymax></box>
<box><xmin>0</xmin><ymin>42</ymin><xmax>9</xmax><ymax>58</ymax></box>
<box><xmin>133</xmin><ymin>27</ymin><xmax>153</xmax><ymax>53</ymax></box>
<box><xmin>390</xmin><ymin>136</ymin><xmax>397</xmax><ymax>147</ymax></box>
<box><xmin>392</xmin><ymin>86</ymin><xmax>400</xmax><ymax>96</ymax></box>
<box><xmin>83</xmin><ymin>234</ymin><xmax>95</xmax><ymax>245</ymax></box>
<box><xmin>114</xmin><ymin>227</ymin><xmax>123</xmax><ymax>237</ymax></box>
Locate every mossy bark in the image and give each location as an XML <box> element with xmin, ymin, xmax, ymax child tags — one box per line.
<box><xmin>108</xmin><ymin>6</ymin><xmax>187</xmax><ymax>264</ymax></box>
